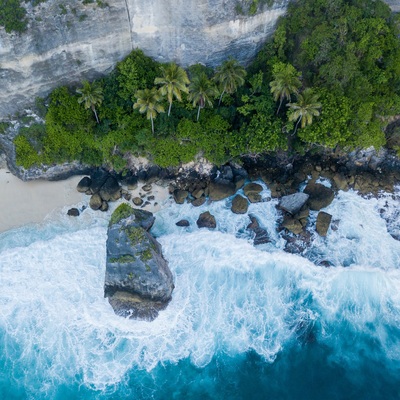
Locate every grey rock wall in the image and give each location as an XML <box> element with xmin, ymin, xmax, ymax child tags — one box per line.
<box><xmin>0</xmin><ymin>0</ymin><xmax>288</xmax><ymax>119</ymax></box>
<box><xmin>0</xmin><ymin>0</ymin><xmax>397</xmax><ymax>119</ymax></box>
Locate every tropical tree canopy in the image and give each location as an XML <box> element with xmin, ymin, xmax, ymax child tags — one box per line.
<box><xmin>213</xmin><ymin>58</ymin><xmax>247</xmax><ymax>105</ymax></box>
<box><xmin>269</xmin><ymin>62</ymin><xmax>302</xmax><ymax>113</ymax></box>
<box><xmin>76</xmin><ymin>80</ymin><xmax>104</xmax><ymax>123</ymax></box>
<box><xmin>188</xmin><ymin>72</ymin><xmax>219</xmax><ymax>121</ymax></box>
<box><xmin>287</xmin><ymin>88</ymin><xmax>322</xmax><ymax>133</ymax></box>
<box><xmin>133</xmin><ymin>87</ymin><xmax>165</xmax><ymax>133</ymax></box>
<box><xmin>154</xmin><ymin>63</ymin><xmax>190</xmax><ymax>116</ymax></box>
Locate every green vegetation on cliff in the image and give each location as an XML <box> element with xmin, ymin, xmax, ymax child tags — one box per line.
<box><xmin>13</xmin><ymin>0</ymin><xmax>400</xmax><ymax>171</ymax></box>
<box><xmin>0</xmin><ymin>0</ymin><xmax>27</xmax><ymax>33</ymax></box>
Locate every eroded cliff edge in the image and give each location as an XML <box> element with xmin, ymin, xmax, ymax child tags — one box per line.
<box><xmin>0</xmin><ymin>0</ymin><xmax>288</xmax><ymax>118</ymax></box>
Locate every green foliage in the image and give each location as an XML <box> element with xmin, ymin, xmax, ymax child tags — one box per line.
<box><xmin>0</xmin><ymin>0</ymin><xmax>27</xmax><ymax>33</ymax></box>
<box><xmin>271</xmin><ymin>0</ymin><xmax>400</xmax><ymax>149</ymax></box>
<box><xmin>117</xmin><ymin>49</ymin><xmax>160</xmax><ymax>101</ymax></box>
<box><xmin>109</xmin><ymin>203</ymin><xmax>135</xmax><ymax>226</ymax></box>
<box><xmin>0</xmin><ymin>122</ymin><xmax>10</xmax><ymax>134</ymax></box>
<box><xmin>14</xmin><ymin>135</ymin><xmax>42</xmax><ymax>168</ymax></box>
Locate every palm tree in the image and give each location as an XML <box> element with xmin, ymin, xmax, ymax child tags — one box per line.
<box><xmin>76</xmin><ymin>80</ymin><xmax>103</xmax><ymax>123</ymax></box>
<box><xmin>154</xmin><ymin>63</ymin><xmax>190</xmax><ymax>116</ymax></box>
<box><xmin>269</xmin><ymin>63</ymin><xmax>301</xmax><ymax>114</ymax></box>
<box><xmin>133</xmin><ymin>87</ymin><xmax>165</xmax><ymax>133</ymax></box>
<box><xmin>213</xmin><ymin>58</ymin><xmax>246</xmax><ymax>105</ymax></box>
<box><xmin>287</xmin><ymin>88</ymin><xmax>322</xmax><ymax>135</ymax></box>
<box><xmin>188</xmin><ymin>72</ymin><xmax>219</xmax><ymax>121</ymax></box>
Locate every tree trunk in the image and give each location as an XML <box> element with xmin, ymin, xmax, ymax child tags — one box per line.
<box><xmin>92</xmin><ymin>106</ymin><xmax>100</xmax><ymax>124</ymax></box>
<box><xmin>168</xmin><ymin>101</ymin><xmax>172</xmax><ymax>117</ymax></box>
<box><xmin>293</xmin><ymin>116</ymin><xmax>302</xmax><ymax>136</ymax></box>
<box><xmin>151</xmin><ymin>115</ymin><xmax>154</xmax><ymax>134</ymax></box>
<box><xmin>218</xmin><ymin>90</ymin><xmax>225</xmax><ymax>106</ymax></box>
<box><xmin>277</xmin><ymin>97</ymin><xmax>284</xmax><ymax>115</ymax></box>
<box><xmin>197</xmin><ymin>105</ymin><xmax>201</xmax><ymax>121</ymax></box>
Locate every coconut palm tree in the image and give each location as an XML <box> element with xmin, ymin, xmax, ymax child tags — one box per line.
<box><xmin>188</xmin><ymin>72</ymin><xmax>219</xmax><ymax>121</ymax></box>
<box><xmin>213</xmin><ymin>58</ymin><xmax>246</xmax><ymax>105</ymax></box>
<box><xmin>133</xmin><ymin>87</ymin><xmax>165</xmax><ymax>133</ymax></box>
<box><xmin>287</xmin><ymin>88</ymin><xmax>322</xmax><ymax>135</ymax></box>
<box><xmin>154</xmin><ymin>63</ymin><xmax>190</xmax><ymax>116</ymax></box>
<box><xmin>270</xmin><ymin>63</ymin><xmax>301</xmax><ymax>114</ymax></box>
<box><xmin>76</xmin><ymin>80</ymin><xmax>103</xmax><ymax>123</ymax></box>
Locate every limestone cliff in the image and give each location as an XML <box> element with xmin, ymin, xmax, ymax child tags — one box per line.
<box><xmin>0</xmin><ymin>0</ymin><xmax>288</xmax><ymax>118</ymax></box>
<box><xmin>0</xmin><ymin>0</ymin><xmax>397</xmax><ymax>119</ymax></box>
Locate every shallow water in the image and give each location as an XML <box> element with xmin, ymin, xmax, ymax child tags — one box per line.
<box><xmin>1</xmin><ymin>184</ymin><xmax>399</xmax><ymax>399</ymax></box>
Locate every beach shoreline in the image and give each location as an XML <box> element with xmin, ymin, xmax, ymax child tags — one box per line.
<box><xmin>0</xmin><ymin>168</ymin><xmax>171</xmax><ymax>234</ymax></box>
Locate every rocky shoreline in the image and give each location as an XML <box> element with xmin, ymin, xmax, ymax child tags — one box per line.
<box><xmin>66</xmin><ymin>150</ymin><xmax>400</xmax><ymax>320</ymax></box>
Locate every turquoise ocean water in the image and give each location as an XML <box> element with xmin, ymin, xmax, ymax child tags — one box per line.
<box><xmin>1</xmin><ymin>183</ymin><xmax>400</xmax><ymax>399</ymax></box>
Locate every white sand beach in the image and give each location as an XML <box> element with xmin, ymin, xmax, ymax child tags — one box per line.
<box><xmin>0</xmin><ymin>168</ymin><xmax>171</xmax><ymax>233</ymax></box>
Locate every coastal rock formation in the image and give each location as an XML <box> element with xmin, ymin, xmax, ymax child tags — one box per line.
<box><xmin>104</xmin><ymin>204</ymin><xmax>174</xmax><ymax>320</ymax></box>
<box><xmin>279</xmin><ymin>192</ymin><xmax>309</xmax><ymax>215</ymax></box>
<box><xmin>0</xmin><ymin>0</ymin><xmax>289</xmax><ymax>119</ymax></box>
<box><xmin>197</xmin><ymin>211</ymin><xmax>217</xmax><ymax>229</ymax></box>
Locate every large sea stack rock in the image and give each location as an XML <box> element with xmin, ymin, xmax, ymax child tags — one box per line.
<box><xmin>104</xmin><ymin>204</ymin><xmax>174</xmax><ymax>321</ymax></box>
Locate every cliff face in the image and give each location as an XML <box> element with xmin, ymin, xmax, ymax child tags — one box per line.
<box><xmin>0</xmin><ymin>0</ymin><xmax>397</xmax><ymax>119</ymax></box>
<box><xmin>0</xmin><ymin>0</ymin><xmax>288</xmax><ymax>119</ymax></box>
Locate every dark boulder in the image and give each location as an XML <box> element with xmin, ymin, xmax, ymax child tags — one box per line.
<box><xmin>133</xmin><ymin>197</ymin><xmax>143</xmax><ymax>206</ymax></box>
<box><xmin>89</xmin><ymin>193</ymin><xmax>103</xmax><ymax>210</ymax></box>
<box><xmin>316</xmin><ymin>211</ymin><xmax>332</xmax><ymax>237</ymax></box>
<box><xmin>197</xmin><ymin>211</ymin><xmax>217</xmax><ymax>229</ymax></box>
<box><xmin>90</xmin><ymin>169</ymin><xmax>110</xmax><ymax>194</ymax></box>
<box><xmin>281</xmin><ymin>215</ymin><xmax>304</xmax><ymax>235</ymax></box>
<box><xmin>67</xmin><ymin>207</ymin><xmax>80</xmax><ymax>217</ymax></box>
<box><xmin>125</xmin><ymin>176</ymin><xmax>138</xmax><ymax>190</ymax></box>
<box><xmin>247</xmin><ymin>193</ymin><xmax>262</xmax><ymax>203</ymax></box>
<box><xmin>208</xmin><ymin>179</ymin><xmax>236</xmax><ymax>201</ymax></box>
<box><xmin>243</xmin><ymin>182</ymin><xmax>263</xmax><ymax>197</ymax></box>
<box><xmin>246</xmin><ymin>215</ymin><xmax>270</xmax><ymax>245</ymax></box>
<box><xmin>176</xmin><ymin>219</ymin><xmax>190</xmax><ymax>227</ymax></box>
<box><xmin>99</xmin><ymin>176</ymin><xmax>121</xmax><ymax>202</ymax></box>
<box><xmin>104</xmin><ymin>204</ymin><xmax>174</xmax><ymax>321</ymax></box>
<box><xmin>173</xmin><ymin>189</ymin><xmax>189</xmax><ymax>204</ymax></box>
<box><xmin>192</xmin><ymin>196</ymin><xmax>206</xmax><ymax>207</ymax></box>
<box><xmin>231</xmin><ymin>195</ymin><xmax>249</xmax><ymax>214</ymax></box>
<box><xmin>77</xmin><ymin>176</ymin><xmax>92</xmax><ymax>193</ymax></box>
<box><xmin>279</xmin><ymin>192</ymin><xmax>309</xmax><ymax>215</ymax></box>
<box><xmin>304</xmin><ymin>182</ymin><xmax>335</xmax><ymax>211</ymax></box>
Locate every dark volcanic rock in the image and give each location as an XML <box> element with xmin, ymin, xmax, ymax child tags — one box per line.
<box><xmin>231</xmin><ymin>194</ymin><xmax>249</xmax><ymax>214</ymax></box>
<box><xmin>104</xmin><ymin>204</ymin><xmax>174</xmax><ymax>321</ymax></box>
<box><xmin>279</xmin><ymin>192</ymin><xmax>309</xmax><ymax>215</ymax></box>
<box><xmin>243</xmin><ymin>182</ymin><xmax>263</xmax><ymax>196</ymax></box>
<box><xmin>133</xmin><ymin>197</ymin><xmax>144</xmax><ymax>206</ymax></box>
<box><xmin>253</xmin><ymin>228</ymin><xmax>271</xmax><ymax>246</ymax></box>
<box><xmin>67</xmin><ymin>208</ymin><xmax>80</xmax><ymax>217</ymax></box>
<box><xmin>304</xmin><ymin>182</ymin><xmax>335</xmax><ymax>211</ymax></box>
<box><xmin>173</xmin><ymin>189</ymin><xmax>189</xmax><ymax>204</ymax></box>
<box><xmin>208</xmin><ymin>179</ymin><xmax>236</xmax><ymax>201</ymax></box>
<box><xmin>89</xmin><ymin>193</ymin><xmax>103</xmax><ymax>210</ymax></box>
<box><xmin>125</xmin><ymin>176</ymin><xmax>138</xmax><ymax>190</ymax></box>
<box><xmin>99</xmin><ymin>176</ymin><xmax>121</xmax><ymax>202</ymax></box>
<box><xmin>76</xmin><ymin>176</ymin><xmax>92</xmax><ymax>193</ymax></box>
<box><xmin>90</xmin><ymin>169</ymin><xmax>110</xmax><ymax>194</ymax></box>
<box><xmin>192</xmin><ymin>196</ymin><xmax>206</xmax><ymax>207</ymax></box>
<box><xmin>316</xmin><ymin>211</ymin><xmax>332</xmax><ymax>237</ymax></box>
<box><xmin>176</xmin><ymin>219</ymin><xmax>190</xmax><ymax>227</ymax></box>
<box><xmin>281</xmin><ymin>215</ymin><xmax>304</xmax><ymax>235</ymax></box>
<box><xmin>247</xmin><ymin>192</ymin><xmax>263</xmax><ymax>203</ymax></box>
<box><xmin>197</xmin><ymin>211</ymin><xmax>217</xmax><ymax>229</ymax></box>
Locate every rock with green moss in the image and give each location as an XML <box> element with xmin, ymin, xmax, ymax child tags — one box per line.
<box><xmin>104</xmin><ymin>204</ymin><xmax>174</xmax><ymax>320</ymax></box>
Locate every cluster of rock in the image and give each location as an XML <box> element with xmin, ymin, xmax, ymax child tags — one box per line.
<box><xmin>104</xmin><ymin>204</ymin><xmax>174</xmax><ymax>321</ymax></box>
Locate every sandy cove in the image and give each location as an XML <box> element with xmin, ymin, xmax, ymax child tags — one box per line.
<box><xmin>0</xmin><ymin>169</ymin><xmax>170</xmax><ymax>233</ymax></box>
